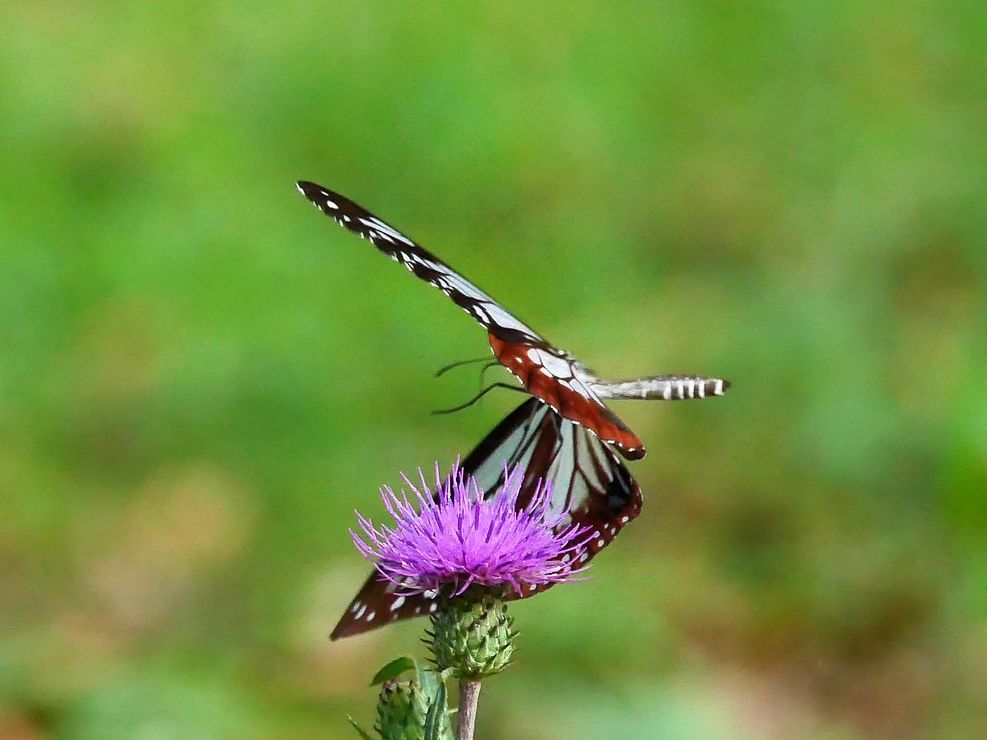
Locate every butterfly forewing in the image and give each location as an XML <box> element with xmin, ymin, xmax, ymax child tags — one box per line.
<box><xmin>296</xmin><ymin>180</ymin><xmax>544</xmax><ymax>346</ymax></box>
<box><xmin>329</xmin><ymin>399</ymin><xmax>642</xmax><ymax>639</ymax></box>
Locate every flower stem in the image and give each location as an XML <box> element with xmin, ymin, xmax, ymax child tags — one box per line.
<box><xmin>457</xmin><ymin>678</ymin><xmax>482</xmax><ymax>740</ymax></box>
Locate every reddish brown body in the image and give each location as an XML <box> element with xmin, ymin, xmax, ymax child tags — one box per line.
<box><xmin>488</xmin><ymin>333</ymin><xmax>646</xmax><ymax>460</ymax></box>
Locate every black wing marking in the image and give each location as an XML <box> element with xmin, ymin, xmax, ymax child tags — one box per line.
<box><xmin>463</xmin><ymin>399</ymin><xmax>642</xmax><ymax>581</ymax></box>
<box><xmin>297</xmin><ymin>180</ymin><xmax>545</xmax><ymax>346</ymax></box>
<box><xmin>463</xmin><ymin>399</ymin><xmax>636</xmax><ymax>511</ymax></box>
<box><xmin>330</xmin><ymin>398</ymin><xmax>642</xmax><ymax>639</ymax></box>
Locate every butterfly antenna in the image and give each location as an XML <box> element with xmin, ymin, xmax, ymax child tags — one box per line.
<box><xmin>432</xmin><ymin>383</ymin><xmax>526</xmax><ymax>415</ymax></box>
<box><xmin>478</xmin><ymin>360</ymin><xmax>500</xmax><ymax>387</ymax></box>
<box><xmin>434</xmin><ymin>356</ymin><xmax>493</xmax><ymax>378</ymax></box>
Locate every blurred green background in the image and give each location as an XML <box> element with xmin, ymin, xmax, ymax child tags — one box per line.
<box><xmin>2</xmin><ymin>2</ymin><xmax>985</xmax><ymax>738</ymax></box>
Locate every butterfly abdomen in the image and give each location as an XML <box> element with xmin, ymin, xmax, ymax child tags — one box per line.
<box><xmin>592</xmin><ymin>376</ymin><xmax>731</xmax><ymax>401</ymax></box>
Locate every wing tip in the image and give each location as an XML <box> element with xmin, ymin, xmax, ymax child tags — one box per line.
<box><xmin>620</xmin><ymin>444</ymin><xmax>647</xmax><ymax>461</ymax></box>
<box><xmin>329</xmin><ymin>624</ymin><xmax>351</xmax><ymax>641</ymax></box>
<box><xmin>296</xmin><ymin>179</ymin><xmax>320</xmax><ymax>196</ymax></box>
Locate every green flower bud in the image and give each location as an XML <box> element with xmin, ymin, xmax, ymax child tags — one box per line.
<box><xmin>376</xmin><ymin>679</ymin><xmax>426</xmax><ymax>740</ymax></box>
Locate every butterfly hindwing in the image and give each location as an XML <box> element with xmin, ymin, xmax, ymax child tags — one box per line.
<box><xmin>330</xmin><ymin>571</ymin><xmax>438</xmax><ymax>640</ymax></box>
<box><xmin>464</xmin><ymin>399</ymin><xmax>642</xmax><ymax>582</ymax></box>
<box><xmin>330</xmin><ymin>398</ymin><xmax>642</xmax><ymax>639</ymax></box>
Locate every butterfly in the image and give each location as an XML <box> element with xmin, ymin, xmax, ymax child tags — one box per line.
<box><xmin>296</xmin><ymin>180</ymin><xmax>731</xmax><ymax>638</ymax></box>
<box><xmin>297</xmin><ymin>180</ymin><xmax>730</xmax><ymax>461</ymax></box>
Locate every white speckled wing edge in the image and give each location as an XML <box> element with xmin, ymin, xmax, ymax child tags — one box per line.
<box><xmin>296</xmin><ymin>180</ymin><xmax>545</xmax><ymax>346</ymax></box>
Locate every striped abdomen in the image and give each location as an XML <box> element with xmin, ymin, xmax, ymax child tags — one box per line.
<box><xmin>590</xmin><ymin>375</ymin><xmax>731</xmax><ymax>401</ymax></box>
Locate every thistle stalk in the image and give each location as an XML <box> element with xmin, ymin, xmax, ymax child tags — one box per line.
<box><xmin>457</xmin><ymin>679</ymin><xmax>481</xmax><ymax>740</ymax></box>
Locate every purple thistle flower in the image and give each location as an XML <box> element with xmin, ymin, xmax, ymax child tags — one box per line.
<box><xmin>351</xmin><ymin>463</ymin><xmax>592</xmax><ymax>598</ymax></box>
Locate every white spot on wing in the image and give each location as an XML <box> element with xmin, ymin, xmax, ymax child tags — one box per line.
<box><xmin>533</xmin><ymin>349</ymin><xmax>574</xmax><ymax>378</ymax></box>
<box><xmin>359</xmin><ymin>216</ymin><xmax>414</xmax><ymax>246</ymax></box>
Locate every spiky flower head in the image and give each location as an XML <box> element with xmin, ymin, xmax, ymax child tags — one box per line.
<box><xmin>351</xmin><ymin>463</ymin><xmax>592</xmax><ymax>599</ymax></box>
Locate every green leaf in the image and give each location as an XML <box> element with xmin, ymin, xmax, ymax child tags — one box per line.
<box><xmin>422</xmin><ymin>678</ymin><xmax>447</xmax><ymax>740</ymax></box>
<box><xmin>370</xmin><ymin>656</ymin><xmax>417</xmax><ymax>686</ymax></box>
<box><xmin>346</xmin><ymin>715</ymin><xmax>374</xmax><ymax>740</ymax></box>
